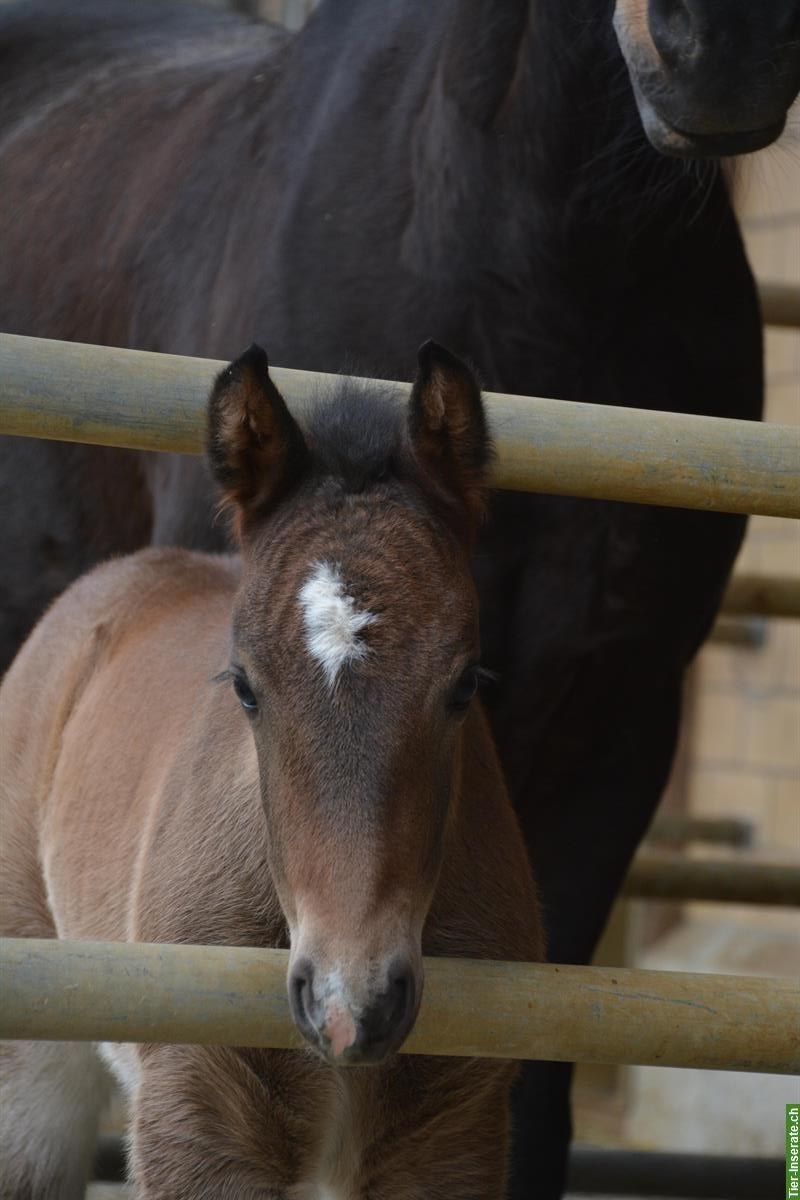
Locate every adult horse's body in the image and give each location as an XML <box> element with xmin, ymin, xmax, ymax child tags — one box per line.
<box><xmin>0</xmin><ymin>344</ymin><xmax>543</xmax><ymax>1198</ymax></box>
<box><xmin>1</xmin><ymin>1</ymin><xmax>799</xmax><ymax>1194</ymax></box>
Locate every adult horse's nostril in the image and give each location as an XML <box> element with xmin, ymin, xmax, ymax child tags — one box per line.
<box><xmin>648</xmin><ymin>0</ymin><xmax>695</xmax><ymax>71</ymax></box>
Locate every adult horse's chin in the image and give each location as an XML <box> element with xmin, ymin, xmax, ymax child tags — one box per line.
<box><xmin>631</xmin><ymin>80</ymin><xmax>788</xmax><ymax>159</ymax></box>
<box><xmin>613</xmin><ymin>0</ymin><xmax>800</xmax><ymax>159</ymax></box>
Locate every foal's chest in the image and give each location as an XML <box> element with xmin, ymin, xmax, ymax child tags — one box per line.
<box><xmin>303</xmin><ymin>1074</ymin><xmax>364</xmax><ymax>1200</ymax></box>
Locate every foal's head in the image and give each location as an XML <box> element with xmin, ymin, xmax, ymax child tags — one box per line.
<box><xmin>208</xmin><ymin>342</ymin><xmax>491</xmax><ymax>1065</ymax></box>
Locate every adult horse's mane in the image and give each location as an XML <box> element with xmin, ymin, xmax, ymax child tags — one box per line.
<box><xmin>0</xmin><ymin>0</ymin><xmax>722</xmax><ymax>369</ymax></box>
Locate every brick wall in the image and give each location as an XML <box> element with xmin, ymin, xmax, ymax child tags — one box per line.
<box><xmin>687</xmin><ymin>148</ymin><xmax>800</xmax><ymax>904</ymax></box>
<box><xmin>574</xmin><ymin>136</ymin><xmax>799</xmax><ymax>1152</ymax></box>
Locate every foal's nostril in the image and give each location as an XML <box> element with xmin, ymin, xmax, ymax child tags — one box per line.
<box><xmin>288</xmin><ymin>957</ymin><xmax>316</xmax><ymax>1034</ymax></box>
<box><xmin>387</xmin><ymin>958</ymin><xmax>415</xmax><ymax>1029</ymax></box>
<box><xmin>357</xmin><ymin>957</ymin><xmax>417</xmax><ymax>1055</ymax></box>
<box><xmin>390</xmin><ymin>974</ymin><xmax>408</xmax><ymax>1025</ymax></box>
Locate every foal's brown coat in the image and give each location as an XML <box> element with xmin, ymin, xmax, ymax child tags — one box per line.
<box><xmin>0</xmin><ymin>345</ymin><xmax>542</xmax><ymax>1199</ymax></box>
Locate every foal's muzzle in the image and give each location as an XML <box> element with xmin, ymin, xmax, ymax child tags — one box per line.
<box><xmin>288</xmin><ymin>955</ymin><xmax>419</xmax><ymax>1065</ymax></box>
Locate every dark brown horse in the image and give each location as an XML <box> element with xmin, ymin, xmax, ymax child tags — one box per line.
<box><xmin>1</xmin><ymin>1</ymin><xmax>799</xmax><ymax>1195</ymax></box>
<box><xmin>0</xmin><ymin>343</ymin><xmax>543</xmax><ymax>1199</ymax></box>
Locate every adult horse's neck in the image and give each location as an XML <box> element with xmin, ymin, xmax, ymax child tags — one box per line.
<box><xmin>270</xmin><ymin>0</ymin><xmax>738</xmax><ymax>396</ymax></box>
<box><xmin>409</xmin><ymin>0</ymin><xmax>714</xmax><ymax>256</ymax></box>
<box><xmin>382</xmin><ymin>0</ymin><xmax>730</xmax><ymax>394</ymax></box>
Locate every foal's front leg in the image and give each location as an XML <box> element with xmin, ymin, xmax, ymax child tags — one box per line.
<box><xmin>129</xmin><ymin>1045</ymin><xmax>321</xmax><ymax>1200</ymax></box>
<box><xmin>360</xmin><ymin>1057</ymin><xmax>518</xmax><ymax>1200</ymax></box>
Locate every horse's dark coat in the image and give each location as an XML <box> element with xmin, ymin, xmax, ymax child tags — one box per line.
<box><xmin>0</xmin><ymin>1</ymin><xmax>790</xmax><ymax>1195</ymax></box>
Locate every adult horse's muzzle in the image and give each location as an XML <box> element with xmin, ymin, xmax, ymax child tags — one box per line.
<box><xmin>613</xmin><ymin>0</ymin><xmax>800</xmax><ymax>158</ymax></box>
<box><xmin>628</xmin><ymin>79</ymin><xmax>788</xmax><ymax>158</ymax></box>
<box><xmin>288</xmin><ymin>952</ymin><xmax>421</xmax><ymax>1066</ymax></box>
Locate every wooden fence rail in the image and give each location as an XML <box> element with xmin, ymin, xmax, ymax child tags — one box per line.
<box><xmin>623</xmin><ymin>855</ymin><xmax>800</xmax><ymax>906</ymax></box>
<box><xmin>1</xmin><ymin>333</ymin><xmax>798</xmax><ymax>518</ymax></box>
<box><xmin>1</xmin><ymin>938</ymin><xmax>797</xmax><ymax>1074</ymax></box>
<box><xmin>722</xmin><ymin>572</ymin><xmax>800</xmax><ymax>619</ymax></box>
<box><xmin>647</xmin><ymin>814</ymin><xmax>754</xmax><ymax>847</ymax></box>
<box><xmin>759</xmin><ymin>282</ymin><xmax>800</xmax><ymax>328</ymax></box>
<box><xmin>92</xmin><ymin>1137</ymin><xmax>786</xmax><ymax>1195</ymax></box>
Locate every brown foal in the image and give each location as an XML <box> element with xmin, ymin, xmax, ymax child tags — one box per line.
<box><xmin>0</xmin><ymin>342</ymin><xmax>543</xmax><ymax>1199</ymax></box>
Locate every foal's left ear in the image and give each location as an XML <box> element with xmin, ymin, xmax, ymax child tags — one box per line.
<box><xmin>408</xmin><ymin>340</ymin><xmax>492</xmax><ymax>535</ymax></box>
<box><xmin>207</xmin><ymin>344</ymin><xmax>309</xmax><ymax>532</ymax></box>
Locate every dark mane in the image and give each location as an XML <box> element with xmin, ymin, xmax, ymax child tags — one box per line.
<box><xmin>302</xmin><ymin>379</ymin><xmax>407</xmax><ymax>495</ymax></box>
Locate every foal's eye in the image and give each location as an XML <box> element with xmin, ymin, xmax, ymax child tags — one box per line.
<box><xmin>233</xmin><ymin>675</ymin><xmax>258</xmax><ymax>714</ymax></box>
<box><xmin>449</xmin><ymin>666</ymin><xmax>481</xmax><ymax>714</ymax></box>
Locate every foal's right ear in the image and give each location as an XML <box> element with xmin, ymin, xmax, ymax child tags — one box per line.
<box><xmin>207</xmin><ymin>345</ymin><xmax>309</xmax><ymax>532</ymax></box>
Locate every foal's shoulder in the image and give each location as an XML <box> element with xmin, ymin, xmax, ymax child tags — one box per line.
<box><xmin>27</xmin><ymin>548</ymin><xmax>240</xmax><ymax>650</ymax></box>
<box><xmin>75</xmin><ymin>546</ymin><xmax>240</xmax><ymax>611</ymax></box>
<box><xmin>118</xmin><ymin>546</ymin><xmax>241</xmax><ymax>589</ymax></box>
<box><xmin>0</xmin><ymin>550</ymin><xmax>240</xmax><ymax>777</ymax></box>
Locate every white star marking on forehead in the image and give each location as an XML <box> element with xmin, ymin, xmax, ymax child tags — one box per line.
<box><xmin>298</xmin><ymin>561</ymin><xmax>377</xmax><ymax>687</ymax></box>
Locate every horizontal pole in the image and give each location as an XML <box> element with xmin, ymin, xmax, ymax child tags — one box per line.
<box><xmin>0</xmin><ymin>333</ymin><xmax>798</xmax><ymax>518</ymax></box>
<box><xmin>708</xmin><ymin>617</ymin><xmax>766</xmax><ymax>648</ymax></box>
<box><xmin>1</xmin><ymin>938</ymin><xmax>797</xmax><ymax>1073</ymax></box>
<box><xmin>624</xmin><ymin>855</ymin><xmax>800</xmax><ymax>906</ymax></box>
<box><xmin>722</xmin><ymin>572</ymin><xmax>800</xmax><ymax>618</ymax></box>
<box><xmin>647</xmin><ymin>814</ymin><xmax>754</xmax><ymax>848</ymax></box>
<box><xmin>567</xmin><ymin>1145</ymin><xmax>785</xmax><ymax>1199</ymax></box>
<box><xmin>759</xmin><ymin>281</ymin><xmax>800</xmax><ymax>328</ymax></box>
<box><xmin>92</xmin><ymin>1136</ymin><xmax>785</xmax><ymax>1196</ymax></box>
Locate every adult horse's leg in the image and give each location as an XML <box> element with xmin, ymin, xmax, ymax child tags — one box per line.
<box><xmin>144</xmin><ymin>453</ymin><xmax>229</xmax><ymax>553</ymax></box>
<box><xmin>0</xmin><ymin>437</ymin><xmax>152</xmax><ymax>676</ymax></box>
<box><xmin>0</xmin><ymin>440</ymin><xmax>224</xmax><ymax>677</ymax></box>
<box><xmin>477</xmin><ymin>493</ymin><xmax>743</xmax><ymax>1198</ymax></box>
<box><xmin>505</xmin><ymin>676</ymin><xmax>681</xmax><ymax>1198</ymax></box>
